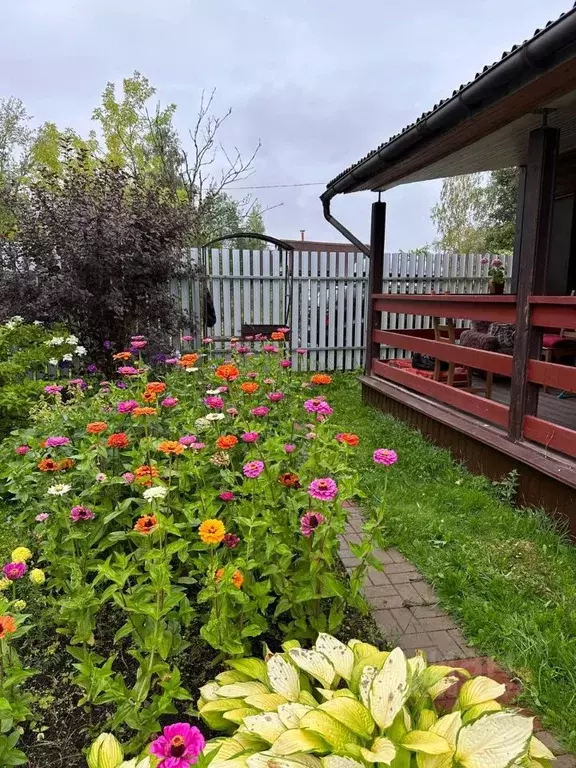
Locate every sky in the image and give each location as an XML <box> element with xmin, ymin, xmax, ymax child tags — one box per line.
<box><xmin>1</xmin><ymin>0</ymin><xmax>571</xmax><ymax>250</ymax></box>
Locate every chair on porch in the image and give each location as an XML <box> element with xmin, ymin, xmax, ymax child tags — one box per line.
<box><xmin>433</xmin><ymin>318</ymin><xmax>493</xmax><ymax>399</ymax></box>
<box><xmin>541</xmin><ymin>290</ymin><xmax>576</xmax><ymax>392</ymax></box>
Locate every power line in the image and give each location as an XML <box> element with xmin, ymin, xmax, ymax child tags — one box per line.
<box><xmin>227</xmin><ymin>181</ymin><xmax>325</xmax><ymax>190</ymax></box>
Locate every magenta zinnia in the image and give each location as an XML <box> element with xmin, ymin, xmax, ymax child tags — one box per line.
<box><xmin>267</xmin><ymin>391</ymin><xmax>284</xmax><ymax>402</ymax></box>
<box><xmin>304</xmin><ymin>398</ymin><xmax>333</xmax><ymax>416</ymax></box>
<box><xmin>70</xmin><ymin>505</ymin><xmax>95</xmax><ymax>522</ymax></box>
<box><xmin>243</xmin><ymin>460</ymin><xmax>265</xmax><ymax>478</ymax></box>
<box><xmin>373</xmin><ymin>448</ymin><xmax>398</xmax><ymax>466</ymax></box>
<box><xmin>150</xmin><ymin>722</ymin><xmax>206</xmax><ymax>768</ymax></box>
<box><xmin>3</xmin><ymin>562</ymin><xmax>27</xmax><ymax>580</ymax></box>
<box><xmin>241</xmin><ymin>432</ymin><xmax>259</xmax><ymax>443</ymax></box>
<box><xmin>300</xmin><ymin>511</ymin><xmax>326</xmax><ymax>537</ymax></box>
<box><xmin>44</xmin><ymin>436</ymin><xmax>71</xmax><ymax>448</ymax></box>
<box><xmin>308</xmin><ymin>477</ymin><xmax>338</xmax><ymax>502</ymax></box>
<box><xmin>204</xmin><ymin>396</ymin><xmax>224</xmax><ymax>409</ymax></box>
<box><xmin>251</xmin><ymin>406</ymin><xmax>270</xmax><ymax>417</ymax></box>
<box><xmin>117</xmin><ymin>399</ymin><xmax>139</xmax><ymax>413</ymax></box>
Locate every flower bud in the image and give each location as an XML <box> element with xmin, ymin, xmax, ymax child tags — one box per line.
<box><xmin>13</xmin><ymin>600</ymin><xmax>26</xmax><ymax>611</ymax></box>
<box><xmin>87</xmin><ymin>733</ymin><xmax>124</xmax><ymax>768</ymax></box>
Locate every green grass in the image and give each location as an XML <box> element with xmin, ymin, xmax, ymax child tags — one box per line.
<box><xmin>329</xmin><ymin>374</ymin><xmax>576</xmax><ymax>750</ymax></box>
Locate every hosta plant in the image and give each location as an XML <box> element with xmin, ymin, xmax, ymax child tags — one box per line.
<box><xmin>197</xmin><ymin>633</ymin><xmax>555</xmax><ymax>768</ymax></box>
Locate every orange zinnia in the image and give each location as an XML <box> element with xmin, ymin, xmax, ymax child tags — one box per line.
<box><xmin>134</xmin><ymin>465</ymin><xmax>160</xmax><ymax>486</ymax></box>
<box><xmin>215</xmin><ymin>568</ymin><xmax>244</xmax><ymax>589</ymax></box>
<box><xmin>158</xmin><ymin>440</ymin><xmax>184</xmax><ymax>455</ymax></box>
<box><xmin>215</xmin><ymin>568</ymin><xmax>225</xmax><ymax>582</ymax></box>
<box><xmin>199</xmin><ymin>519</ymin><xmax>226</xmax><ymax>545</ymax></box>
<box><xmin>107</xmin><ymin>432</ymin><xmax>130</xmax><ymax>449</ymax></box>
<box><xmin>0</xmin><ymin>616</ymin><xmax>17</xmax><ymax>640</ymax></box>
<box><xmin>215</xmin><ymin>363</ymin><xmax>239</xmax><ymax>381</ymax></box>
<box><xmin>58</xmin><ymin>458</ymin><xmax>75</xmax><ymax>470</ymax></box>
<box><xmin>178</xmin><ymin>353</ymin><xmax>199</xmax><ymax>367</ymax></box>
<box><xmin>112</xmin><ymin>351</ymin><xmax>132</xmax><ymax>361</ymax></box>
<box><xmin>216</xmin><ymin>435</ymin><xmax>238</xmax><ymax>450</ymax></box>
<box><xmin>132</xmin><ymin>407</ymin><xmax>157</xmax><ymax>417</ymax></box>
<box><xmin>241</xmin><ymin>382</ymin><xmax>259</xmax><ymax>394</ymax></box>
<box><xmin>145</xmin><ymin>382</ymin><xmax>166</xmax><ymax>394</ymax></box>
<box><xmin>38</xmin><ymin>458</ymin><xmax>58</xmax><ymax>472</ymax></box>
<box><xmin>339</xmin><ymin>433</ymin><xmax>360</xmax><ymax>447</ymax></box>
<box><xmin>142</xmin><ymin>390</ymin><xmax>157</xmax><ymax>403</ymax></box>
<box><xmin>271</xmin><ymin>331</ymin><xmax>285</xmax><ymax>341</ymax></box>
<box><xmin>134</xmin><ymin>515</ymin><xmax>158</xmax><ymax>534</ymax></box>
<box><xmin>278</xmin><ymin>472</ymin><xmax>300</xmax><ymax>488</ymax></box>
<box><xmin>311</xmin><ymin>373</ymin><xmax>332</xmax><ymax>385</ymax></box>
<box><xmin>86</xmin><ymin>421</ymin><xmax>108</xmax><ymax>434</ymax></box>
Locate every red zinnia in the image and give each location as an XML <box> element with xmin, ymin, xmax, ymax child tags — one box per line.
<box><xmin>107</xmin><ymin>433</ymin><xmax>130</xmax><ymax>449</ymax></box>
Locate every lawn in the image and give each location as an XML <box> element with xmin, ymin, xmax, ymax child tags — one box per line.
<box><xmin>329</xmin><ymin>374</ymin><xmax>576</xmax><ymax>750</ymax></box>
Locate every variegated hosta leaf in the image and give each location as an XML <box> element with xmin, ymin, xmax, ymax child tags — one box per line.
<box><xmin>247</xmin><ymin>752</ymin><xmax>323</xmax><ymax>768</ymax></box>
<box><xmin>351</xmin><ymin>652</ymin><xmax>390</xmax><ymax>693</ymax></box>
<box><xmin>322</xmin><ymin>757</ymin><xmax>365</xmax><ymax>768</ymax></box>
<box><xmin>267</xmin><ymin>655</ymin><xmax>301</xmax><ymax>702</ymax></box>
<box><xmin>245</xmin><ymin>693</ymin><xmax>289</xmax><ymax>711</ymax></box>
<box><xmin>228</xmin><ymin>658</ymin><xmax>270</xmax><ymax>684</ymax></box>
<box><xmin>462</xmin><ymin>701</ymin><xmax>502</xmax><ymax>724</ymax></box>
<box><xmin>349</xmin><ymin>640</ymin><xmax>380</xmax><ymax>662</ymax></box>
<box><xmin>278</xmin><ymin>703</ymin><xmax>313</xmax><ymax>729</ymax></box>
<box><xmin>289</xmin><ymin>648</ymin><xmax>337</xmax><ymax>690</ymax></box>
<box><xmin>318</xmin><ymin>698</ymin><xmax>375</xmax><ymax>740</ymax></box>
<box><xmin>270</xmin><ymin>729</ymin><xmax>329</xmax><ymax>756</ymax></box>
<box><xmin>218</xmin><ymin>682</ymin><xmax>271</xmax><ymax>699</ymax></box>
<box><xmin>403</xmin><ymin>732</ymin><xmax>452</xmax><ymax>755</ymax></box>
<box><xmin>200</xmin><ymin>699</ymin><xmax>248</xmax><ymax>730</ymax></box>
<box><xmin>529</xmin><ymin>737</ymin><xmax>556</xmax><ymax>761</ymax></box>
<box><xmin>455</xmin><ymin>712</ymin><xmax>533</xmax><ymax>768</ymax></box>
<box><xmin>418</xmin><ymin>710</ymin><xmax>437</xmax><ymax>731</ymax></box>
<box><xmin>408</xmin><ymin>655</ymin><xmax>428</xmax><ymax>680</ymax></box>
<box><xmin>457</xmin><ymin>677</ymin><xmax>506</xmax><ymax>710</ymax></box>
<box><xmin>211</xmin><ymin>757</ymin><xmax>250</xmax><ymax>768</ymax></box>
<box><xmin>419</xmin><ymin>665</ymin><xmax>471</xmax><ymax>691</ymax></box>
<box><xmin>315</xmin><ymin>633</ymin><xmax>355</xmax><ymax>680</ymax></box>
<box><xmin>431</xmin><ymin>712</ymin><xmax>462</xmax><ymax>750</ymax></box>
<box><xmin>211</xmin><ymin>737</ymin><xmax>250</xmax><ymax>763</ymax></box>
<box><xmin>217</xmin><ymin>670</ymin><xmax>252</xmax><ymax>685</ymax></box>
<box><xmin>361</xmin><ymin>737</ymin><xmax>397</xmax><ymax>765</ymax></box>
<box><xmin>244</xmin><ymin>713</ymin><xmax>287</xmax><ymax>744</ymax></box>
<box><xmin>317</xmin><ymin>688</ymin><xmax>357</xmax><ymax>701</ymax></box>
<box><xmin>298</xmin><ymin>691</ymin><xmax>320</xmax><ymax>708</ymax></box>
<box><xmin>359</xmin><ymin>665</ymin><xmax>377</xmax><ymax>708</ymax></box>
<box><xmin>369</xmin><ymin>648</ymin><xmax>409</xmax><ymax>730</ymax></box>
<box><xmin>427</xmin><ymin>676</ymin><xmax>459</xmax><ymax>701</ymax></box>
<box><xmin>223</xmin><ymin>708</ymin><xmax>260</xmax><ymax>724</ymax></box>
<box><xmin>233</xmin><ymin>733</ymin><xmax>271</xmax><ymax>752</ymax></box>
<box><xmin>299</xmin><ymin>710</ymin><xmax>358</xmax><ymax>750</ymax></box>
<box><xmin>200</xmin><ymin>682</ymin><xmax>222</xmax><ymax>702</ymax></box>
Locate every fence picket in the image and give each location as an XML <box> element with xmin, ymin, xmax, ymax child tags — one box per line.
<box><xmin>309</xmin><ymin>252</ymin><xmax>319</xmax><ymax>371</ymax></box>
<box><xmin>318</xmin><ymin>252</ymin><xmax>328</xmax><ymax>370</ymax></box>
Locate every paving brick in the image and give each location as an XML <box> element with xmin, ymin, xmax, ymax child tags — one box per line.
<box><xmin>535</xmin><ymin>731</ymin><xmax>567</xmax><ymax>756</ymax></box>
<box><xmin>345</xmin><ymin>532</ymin><xmax>363</xmax><ymax>543</ymax></box>
<box><xmin>553</xmin><ymin>755</ymin><xmax>576</xmax><ymax>768</ymax></box>
<box><xmin>390</xmin><ymin>607</ymin><xmax>422</xmax><ymax>632</ymax></box>
<box><xmin>363</xmin><ymin>584</ymin><xmax>400</xmax><ymax>599</ymax></box>
<box><xmin>372</xmin><ymin>609</ymin><xmax>402</xmax><ymax>639</ymax></box>
<box><xmin>373</xmin><ymin>550</ymin><xmax>395</xmax><ymax>565</ymax></box>
<box><xmin>367</xmin><ymin>567</ymin><xmax>392</xmax><ymax>586</ymax></box>
<box><xmin>387</xmin><ymin>570</ymin><xmax>425</xmax><ymax>584</ymax></box>
<box><xmin>411</xmin><ymin>605</ymin><xmax>450</xmax><ymax>619</ymax></box>
<box><xmin>412</xmin><ymin>581</ymin><xmax>438</xmax><ymax>604</ymax></box>
<box><xmin>398</xmin><ymin>632</ymin><xmax>433</xmax><ymax>650</ymax></box>
<box><xmin>420</xmin><ymin>647</ymin><xmax>444</xmax><ymax>662</ymax></box>
<box><xmin>426</xmin><ymin>630</ymin><xmax>463</xmax><ymax>659</ymax></box>
<box><xmin>386</xmin><ymin>547</ymin><xmax>407</xmax><ymax>563</ymax></box>
<box><xmin>394</xmin><ymin>582</ymin><xmax>428</xmax><ymax>606</ymax></box>
<box><xmin>418</xmin><ymin>616</ymin><xmax>458</xmax><ymax>632</ymax></box>
<box><xmin>366</xmin><ymin>594</ymin><xmax>406</xmax><ymax>609</ymax></box>
<box><xmin>384</xmin><ymin>561</ymin><xmax>421</xmax><ymax>574</ymax></box>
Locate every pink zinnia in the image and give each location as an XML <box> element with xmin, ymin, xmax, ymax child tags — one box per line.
<box><xmin>131</xmin><ymin>335</ymin><xmax>146</xmax><ymax>341</ymax></box>
<box><xmin>373</xmin><ymin>448</ymin><xmax>398</xmax><ymax>466</ymax></box>
<box><xmin>480</xmin><ymin>257</ymin><xmax>489</xmax><ymax>265</ymax></box>
<box><xmin>219</xmin><ymin>491</ymin><xmax>235</xmax><ymax>502</ymax></box>
<box><xmin>243</xmin><ymin>460</ymin><xmax>265</xmax><ymax>478</ymax></box>
<box><xmin>284</xmin><ymin>443</ymin><xmax>296</xmax><ymax>453</ymax></box>
<box><xmin>251</xmin><ymin>406</ymin><xmax>270</xmax><ymax>417</ymax></box>
<box><xmin>280</xmin><ymin>359</ymin><xmax>292</xmax><ymax>368</ymax></box>
<box><xmin>204</xmin><ymin>396</ymin><xmax>224</xmax><ymax>410</ymax></box>
<box><xmin>491</xmin><ymin>257</ymin><xmax>503</xmax><ymax>267</ymax></box>
<box><xmin>263</xmin><ymin>378</ymin><xmax>275</xmax><ymax>385</ymax></box>
<box><xmin>308</xmin><ymin>478</ymin><xmax>338</xmax><ymax>502</ymax></box>
<box><xmin>236</xmin><ymin>345</ymin><xmax>250</xmax><ymax>354</ymax></box>
<box><xmin>203</xmin><ymin>337</ymin><xmax>213</xmax><ymax>344</ymax></box>
<box><xmin>150</xmin><ymin>723</ymin><xmax>205</xmax><ymax>768</ymax></box>
<box><xmin>304</xmin><ymin>398</ymin><xmax>333</xmax><ymax>416</ymax></box>
<box><xmin>131</xmin><ymin>340</ymin><xmax>147</xmax><ymax>349</ymax></box>
<box><xmin>35</xmin><ymin>513</ymin><xmax>49</xmax><ymax>522</ymax></box>
<box><xmin>117</xmin><ymin>366</ymin><xmax>142</xmax><ymax>375</ymax></box>
<box><xmin>3</xmin><ymin>562</ymin><xmax>27</xmax><ymax>580</ymax></box>
<box><xmin>246</xmin><ymin>371</ymin><xmax>258</xmax><ymax>379</ymax></box>
<box><xmin>267</xmin><ymin>391</ymin><xmax>284</xmax><ymax>402</ymax></box>
<box><xmin>15</xmin><ymin>445</ymin><xmax>30</xmax><ymax>455</ymax></box>
<box><xmin>297</xmin><ymin>348</ymin><xmax>307</xmax><ymax>355</ymax></box>
<box><xmin>242</xmin><ymin>432</ymin><xmax>259</xmax><ymax>443</ymax></box>
<box><xmin>182</xmin><ymin>335</ymin><xmax>193</xmax><ymax>342</ymax></box>
<box><xmin>226</xmin><ymin>407</ymin><xmax>239</xmax><ymax>416</ymax></box>
<box><xmin>165</xmin><ymin>358</ymin><xmax>179</xmax><ymax>365</ymax></box>
<box><xmin>300</xmin><ymin>511</ymin><xmax>326</xmax><ymax>537</ymax></box>
<box><xmin>223</xmin><ymin>533</ymin><xmax>240</xmax><ymax>548</ymax></box>
<box><xmin>70</xmin><ymin>505</ymin><xmax>95</xmax><ymax>522</ymax></box>
<box><xmin>161</xmin><ymin>397</ymin><xmax>179</xmax><ymax>408</ymax></box>
<box><xmin>95</xmin><ymin>472</ymin><xmax>107</xmax><ymax>483</ymax></box>
<box><xmin>263</xmin><ymin>344</ymin><xmax>279</xmax><ymax>354</ymax></box>
<box><xmin>44</xmin><ymin>384</ymin><xmax>63</xmax><ymax>394</ymax></box>
<box><xmin>117</xmin><ymin>400</ymin><xmax>139</xmax><ymax>413</ymax></box>
<box><xmin>189</xmin><ymin>442</ymin><xmax>206</xmax><ymax>450</ymax></box>
<box><xmin>305</xmin><ymin>432</ymin><xmax>317</xmax><ymax>440</ymax></box>
<box><xmin>179</xmin><ymin>435</ymin><xmax>197</xmax><ymax>446</ymax></box>
<box><xmin>122</xmin><ymin>472</ymin><xmax>135</xmax><ymax>483</ymax></box>
<box><xmin>44</xmin><ymin>436</ymin><xmax>71</xmax><ymax>448</ymax></box>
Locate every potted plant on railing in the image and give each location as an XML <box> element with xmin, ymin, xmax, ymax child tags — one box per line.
<box><xmin>482</xmin><ymin>256</ymin><xmax>506</xmax><ymax>294</ymax></box>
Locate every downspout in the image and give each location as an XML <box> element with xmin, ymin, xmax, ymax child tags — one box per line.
<box><xmin>321</xmin><ymin>191</ymin><xmax>371</xmax><ymax>257</ymax></box>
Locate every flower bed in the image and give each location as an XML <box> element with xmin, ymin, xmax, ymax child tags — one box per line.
<box><xmin>0</xmin><ymin>334</ymin><xmax>389</xmax><ymax>763</ymax></box>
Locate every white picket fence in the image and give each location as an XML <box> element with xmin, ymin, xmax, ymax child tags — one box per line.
<box><xmin>172</xmin><ymin>249</ymin><xmax>512</xmax><ymax>371</ymax></box>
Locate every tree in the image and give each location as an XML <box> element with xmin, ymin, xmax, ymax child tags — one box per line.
<box><xmin>0</xmin><ymin>143</ymin><xmax>192</xmax><ymax>364</ymax></box>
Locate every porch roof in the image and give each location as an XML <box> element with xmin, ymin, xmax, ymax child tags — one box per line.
<box><xmin>323</xmin><ymin>4</ymin><xmax>576</xmax><ymax>197</ymax></box>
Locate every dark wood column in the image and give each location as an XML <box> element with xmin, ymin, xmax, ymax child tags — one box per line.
<box><xmin>365</xmin><ymin>201</ymin><xmax>386</xmax><ymax>375</ymax></box>
<box><xmin>509</xmin><ymin>127</ymin><xmax>559</xmax><ymax>441</ymax></box>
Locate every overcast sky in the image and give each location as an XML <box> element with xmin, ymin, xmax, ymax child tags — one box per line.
<box><xmin>2</xmin><ymin>0</ymin><xmax>570</xmax><ymax>250</ymax></box>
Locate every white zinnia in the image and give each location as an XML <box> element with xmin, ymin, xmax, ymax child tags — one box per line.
<box><xmin>62</xmin><ymin>353</ymin><xmax>73</xmax><ymax>362</ymax></box>
<box><xmin>205</xmin><ymin>412</ymin><xmax>225</xmax><ymax>422</ymax></box>
<box><xmin>205</xmin><ymin>389</ymin><xmax>221</xmax><ymax>395</ymax></box>
<box><xmin>75</xmin><ymin>345</ymin><xmax>87</xmax><ymax>356</ymax></box>
<box><xmin>186</xmin><ymin>367</ymin><xmax>198</xmax><ymax>372</ymax></box>
<box><xmin>195</xmin><ymin>417</ymin><xmax>210</xmax><ymax>431</ymax></box>
<box><xmin>47</xmin><ymin>484</ymin><xmax>71</xmax><ymax>496</ymax></box>
<box><xmin>66</xmin><ymin>335</ymin><xmax>79</xmax><ymax>345</ymax></box>
<box><xmin>46</xmin><ymin>336</ymin><xmax>65</xmax><ymax>346</ymax></box>
<box><xmin>143</xmin><ymin>486</ymin><xmax>168</xmax><ymax>501</ymax></box>
<box><xmin>48</xmin><ymin>358</ymin><xmax>59</xmax><ymax>366</ymax></box>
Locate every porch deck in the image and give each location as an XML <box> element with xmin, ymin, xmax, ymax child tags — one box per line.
<box><xmin>477</xmin><ymin>378</ymin><xmax>576</xmax><ymax>431</ymax></box>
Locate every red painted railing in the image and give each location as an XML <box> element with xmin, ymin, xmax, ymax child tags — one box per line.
<box><xmin>370</xmin><ymin>294</ymin><xmax>576</xmax><ymax>459</ymax></box>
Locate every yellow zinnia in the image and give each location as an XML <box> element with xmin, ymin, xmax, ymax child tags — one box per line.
<box><xmin>198</xmin><ymin>519</ymin><xmax>226</xmax><ymax>545</ymax></box>
<box><xmin>11</xmin><ymin>547</ymin><xmax>32</xmax><ymax>563</ymax></box>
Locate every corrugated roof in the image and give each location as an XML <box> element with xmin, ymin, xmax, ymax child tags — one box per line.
<box><xmin>325</xmin><ymin>3</ymin><xmax>576</xmax><ymax>193</ymax></box>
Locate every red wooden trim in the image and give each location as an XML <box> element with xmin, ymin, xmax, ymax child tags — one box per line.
<box><xmin>372</xmin><ymin>359</ymin><xmax>509</xmax><ymax>427</ymax></box>
<box><xmin>373</xmin><ymin>296</ymin><xmax>516</xmax><ymax>323</ymax></box>
<box><xmin>383</xmin><ymin>328</ymin><xmax>464</xmax><ymax>339</ymax></box>
<box><xmin>371</xmin><ymin>294</ymin><xmax>517</xmax><ymax>304</ymax></box>
<box><xmin>528</xmin><ymin>296</ymin><xmax>576</xmax><ymax>304</ymax></box>
<box><xmin>531</xmin><ymin>304</ymin><xmax>576</xmax><ymax>328</ymax></box>
<box><xmin>527</xmin><ymin>359</ymin><xmax>576</xmax><ymax>392</ymax></box>
<box><xmin>523</xmin><ymin>415</ymin><xmax>576</xmax><ymax>459</ymax></box>
<box><xmin>373</xmin><ymin>330</ymin><xmax>513</xmax><ymax>376</ymax></box>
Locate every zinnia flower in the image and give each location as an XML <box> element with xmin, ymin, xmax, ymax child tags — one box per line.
<box><xmin>35</xmin><ymin>513</ymin><xmax>49</xmax><ymax>522</ymax></box>
<box><xmin>44</xmin><ymin>384</ymin><xmax>63</xmax><ymax>395</ymax></box>
<box><xmin>3</xmin><ymin>562</ymin><xmax>27</xmax><ymax>580</ymax></box>
<box><xmin>263</xmin><ymin>344</ymin><xmax>279</xmax><ymax>353</ymax></box>
<box><xmin>251</xmin><ymin>406</ymin><xmax>270</xmax><ymax>417</ymax></box>
<box><xmin>113</xmin><ymin>351</ymin><xmax>132</xmax><ymax>361</ymax></box>
<box><xmin>132</xmin><ymin>407</ymin><xmax>157</xmax><ymax>417</ymax></box>
<box><xmin>219</xmin><ymin>491</ymin><xmax>235</xmax><ymax>502</ymax></box>
<box><xmin>241</xmin><ymin>432</ymin><xmax>259</xmax><ymax>443</ymax></box>
<box><xmin>308</xmin><ymin>477</ymin><xmax>338</xmax><ymax>502</ymax></box>
<box><xmin>118</xmin><ymin>366</ymin><xmax>143</xmax><ymax>376</ymax></box>
<box><xmin>150</xmin><ymin>723</ymin><xmax>205</xmax><ymax>768</ymax></box>
<box><xmin>300</xmin><ymin>511</ymin><xmax>326</xmax><ymax>537</ymax></box>
<box><xmin>199</xmin><ymin>519</ymin><xmax>226</xmax><ymax>545</ymax></box>
<box><xmin>336</xmin><ymin>433</ymin><xmax>360</xmax><ymax>447</ymax></box>
<box><xmin>271</xmin><ymin>331</ymin><xmax>285</xmax><ymax>341</ymax></box>
<box><xmin>117</xmin><ymin>400</ymin><xmax>139</xmax><ymax>413</ymax></box>
<box><xmin>58</xmin><ymin>458</ymin><xmax>75</xmax><ymax>470</ymax></box>
<box><xmin>142</xmin><ymin>390</ymin><xmax>157</xmax><ymax>403</ymax></box>
<box><xmin>215</xmin><ymin>363</ymin><xmax>239</xmax><ymax>380</ymax></box>
<box><xmin>107</xmin><ymin>432</ymin><xmax>130</xmax><ymax>449</ymax></box>
<box><xmin>304</xmin><ymin>398</ymin><xmax>333</xmax><ymax>416</ymax></box>
<box><xmin>146</xmin><ymin>382</ymin><xmax>167</xmax><ymax>394</ymax></box>
<box><xmin>0</xmin><ymin>616</ymin><xmax>17</xmax><ymax>640</ymax></box>
<box><xmin>210</xmin><ymin>451</ymin><xmax>230</xmax><ymax>466</ymax></box>
<box><xmin>223</xmin><ymin>533</ymin><xmax>240</xmax><ymax>548</ymax></box>
<box><xmin>216</xmin><ymin>435</ymin><xmax>238</xmax><ymax>450</ymax></box>
<box><xmin>44</xmin><ymin>436</ymin><xmax>71</xmax><ymax>448</ymax></box>
<box><xmin>226</xmin><ymin>407</ymin><xmax>239</xmax><ymax>416</ymax></box>
<box><xmin>38</xmin><ymin>458</ymin><xmax>59</xmax><ymax>472</ymax></box>
<box><xmin>122</xmin><ymin>472</ymin><xmax>135</xmax><ymax>484</ymax></box>
<box><xmin>86</xmin><ymin>363</ymin><xmax>98</xmax><ymax>374</ymax></box>
<box><xmin>143</xmin><ymin>486</ymin><xmax>168</xmax><ymax>501</ymax></box>
<box><xmin>311</xmin><ymin>373</ymin><xmax>332</xmax><ymax>385</ymax></box>
<box><xmin>134</xmin><ymin>465</ymin><xmax>160</xmax><ymax>485</ymax></box>
<box><xmin>86</xmin><ymin>422</ymin><xmax>108</xmax><ymax>434</ymax></box>
<box><xmin>246</xmin><ymin>371</ymin><xmax>258</xmax><ymax>379</ymax></box>
<box><xmin>278</xmin><ymin>472</ymin><xmax>300</xmax><ymax>488</ymax></box>
<box><xmin>179</xmin><ymin>353</ymin><xmax>199</xmax><ymax>367</ymax></box>
<box><xmin>373</xmin><ymin>448</ymin><xmax>398</xmax><ymax>466</ymax></box>
<box><xmin>203</xmin><ymin>337</ymin><xmax>213</xmax><ymax>343</ymax></box>
<box><xmin>11</xmin><ymin>547</ymin><xmax>32</xmax><ymax>563</ymax></box>
<box><xmin>47</xmin><ymin>483</ymin><xmax>71</xmax><ymax>496</ymax></box>
<box><xmin>241</xmin><ymin>382</ymin><xmax>259</xmax><ymax>394</ymax></box>
<box><xmin>96</xmin><ymin>472</ymin><xmax>107</xmax><ymax>482</ymax></box>
<box><xmin>297</xmin><ymin>348</ymin><xmax>307</xmax><ymax>355</ymax></box>
<box><xmin>280</xmin><ymin>359</ymin><xmax>292</xmax><ymax>368</ymax></box>
<box><xmin>204</xmin><ymin>396</ymin><xmax>225</xmax><ymax>409</ymax></box>
<box><xmin>161</xmin><ymin>397</ymin><xmax>179</xmax><ymax>408</ymax></box>
<box><xmin>243</xmin><ymin>460</ymin><xmax>264</xmax><ymax>478</ymax></box>
<box><xmin>131</xmin><ymin>340</ymin><xmax>147</xmax><ymax>349</ymax></box>
<box><xmin>15</xmin><ymin>445</ymin><xmax>30</xmax><ymax>455</ymax></box>
<box><xmin>205</xmin><ymin>413</ymin><xmax>225</xmax><ymax>422</ymax></box>
<box><xmin>29</xmin><ymin>569</ymin><xmax>45</xmax><ymax>585</ymax></box>
<box><xmin>284</xmin><ymin>444</ymin><xmax>296</xmax><ymax>453</ymax></box>
<box><xmin>267</xmin><ymin>391</ymin><xmax>284</xmax><ymax>402</ymax></box>
<box><xmin>189</xmin><ymin>442</ymin><xmax>206</xmax><ymax>451</ymax></box>
<box><xmin>134</xmin><ymin>515</ymin><xmax>158</xmax><ymax>534</ymax></box>
<box><xmin>158</xmin><ymin>440</ymin><xmax>185</xmax><ymax>455</ymax></box>
<box><xmin>70</xmin><ymin>505</ymin><xmax>95</xmax><ymax>522</ymax></box>
<box><xmin>179</xmin><ymin>435</ymin><xmax>197</xmax><ymax>446</ymax></box>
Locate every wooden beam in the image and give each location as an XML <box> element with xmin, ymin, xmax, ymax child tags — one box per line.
<box><xmin>523</xmin><ymin>415</ymin><xmax>576</xmax><ymax>459</ymax></box>
<box><xmin>509</xmin><ymin>126</ymin><xmax>559</xmax><ymax>441</ymax></box>
<box><xmin>511</xmin><ymin>166</ymin><xmax>526</xmax><ymax>296</ymax></box>
<box><xmin>365</xmin><ymin>201</ymin><xmax>386</xmax><ymax>375</ymax></box>
<box><xmin>372</xmin><ymin>294</ymin><xmax>516</xmax><ymax>323</ymax></box>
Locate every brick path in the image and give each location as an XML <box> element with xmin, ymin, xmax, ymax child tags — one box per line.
<box><xmin>340</xmin><ymin>504</ymin><xmax>575</xmax><ymax>766</ymax></box>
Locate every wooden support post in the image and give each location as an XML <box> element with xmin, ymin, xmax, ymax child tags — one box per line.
<box><xmin>510</xmin><ymin>166</ymin><xmax>526</xmax><ymax>295</ymax></box>
<box><xmin>509</xmin><ymin>127</ymin><xmax>559</xmax><ymax>441</ymax></box>
<box><xmin>365</xmin><ymin>201</ymin><xmax>386</xmax><ymax>375</ymax></box>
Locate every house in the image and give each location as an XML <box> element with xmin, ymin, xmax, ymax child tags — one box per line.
<box><xmin>322</xmin><ymin>6</ymin><xmax>576</xmax><ymax>532</ymax></box>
